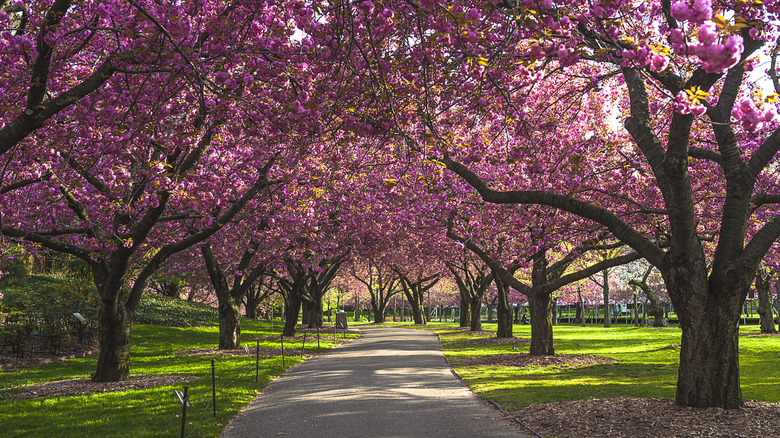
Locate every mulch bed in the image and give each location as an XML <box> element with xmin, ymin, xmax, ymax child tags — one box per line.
<box><xmin>6</xmin><ymin>374</ymin><xmax>198</xmax><ymax>399</ymax></box>
<box><xmin>437</xmin><ymin>329</ymin><xmax>500</xmax><ymax>336</ymax></box>
<box><xmin>458</xmin><ymin>336</ymin><xmax>530</xmax><ymax>345</ymax></box>
<box><xmin>0</xmin><ymin>338</ymin><xmax>99</xmax><ymax>372</ymax></box>
<box><xmin>173</xmin><ymin>346</ymin><xmax>324</xmax><ymax>358</ymax></box>
<box><xmin>507</xmin><ymin>397</ymin><xmax>780</xmax><ymax>438</ymax></box>
<box><xmin>450</xmin><ymin>353</ymin><xmax>618</xmax><ymax>368</ymax></box>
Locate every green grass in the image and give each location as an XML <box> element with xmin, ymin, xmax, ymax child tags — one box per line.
<box><xmin>427</xmin><ymin>322</ymin><xmax>780</xmax><ymax>411</ymax></box>
<box><xmin>0</xmin><ymin>318</ymin><xmax>357</xmax><ymax>437</ymax></box>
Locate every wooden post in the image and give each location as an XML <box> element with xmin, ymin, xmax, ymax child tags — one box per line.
<box><xmin>211</xmin><ymin>360</ymin><xmax>216</xmax><ymax>417</ymax></box>
<box><xmin>180</xmin><ymin>386</ymin><xmax>189</xmax><ymax>438</ymax></box>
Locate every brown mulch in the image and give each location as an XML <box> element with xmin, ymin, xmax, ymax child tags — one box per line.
<box><xmin>507</xmin><ymin>397</ymin><xmax>780</xmax><ymax>438</ymax></box>
<box><xmin>6</xmin><ymin>374</ymin><xmax>198</xmax><ymax>399</ymax></box>
<box><xmin>741</xmin><ymin>332</ymin><xmax>780</xmax><ymax>337</ymax></box>
<box><xmin>438</xmin><ymin>329</ymin><xmax>498</xmax><ymax>336</ymax></box>
<box><xmin>173</xmin><ymin>346</ymin><xmax>325</xmax><ymax>358</ymax></box>
<box><xmin>451</xmin><ymin>353</ymin><xmax>618</xmax><ymax>368</ymax></box>
<box><xmin>0</xmin><ymin>338</ymin><xmax>99</xmax><ymax>372</ymax></box>
<box><xmin>458</xmin><ymin>336</ymin><xmax>531</xmax><ymax>345</ymax></box>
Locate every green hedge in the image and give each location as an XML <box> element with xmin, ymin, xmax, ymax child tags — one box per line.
<box><xmin>132</xmin><ymin>293</ymin><xmax>217</xmax><ymax>327</ymax></box>
<box><xmin>0</xmin><ymin>275</ymin><xmax>99</xmax><ymax>354</ymax></box>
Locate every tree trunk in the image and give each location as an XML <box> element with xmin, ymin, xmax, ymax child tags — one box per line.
<box><xmin>528</xmin><ymin>291</ymin><xmax>554</xmax><ymax>355</ymax></box>
<box><xmin>410</xmin><ymin>301</ymin><xmax>424</xmax><ymax>325</ymax></box>
<box><xmin>630</xmin><ymin>278</ymin><xmax>666</xmax><ymax>327</ymax></box>
<box><xmin>303</xmin><ymin>299</ymin><xmax>323</xmax><ymax>328</ymax></box>
<box><xmin>459</xmin><ymin>296</ymin><xmax>470</xmax><ymax>327</ymax></box>
<box><xmin>496</xmin><ymin>276</ymin><xmax>513</xmax><ymax>337</ymax></box>
<box><xmin>496</xmin><ymin>304</ymin><xmax>513</xmax><ymax>337</ymax></box>
<box><xmin>246</xmin><ymin>301</ymin><xmax>257</xmax><ymax>319</ymax></box>
<box><xmin>574</xmin><ymin>304</ymin><xmax>583</xmax><ymax>324</ymax></box>
<box><xmin>469</xmin><ymin>297</ymin><xmax>482</xmax><ymax>331</ymax></box>
<box><xmin>283</xmin><ymin>293</ymin><xmax>301</xmax><ymax>336</ymax></box>
<box><xmin>93</xmin><ymin>301</ymin><xmax>132</xmax><ymax>381</ymax></box>
<box><xmin>676</xmin><ymin>309</ymin><xmax>742</xmax><ymax>408</ymax></box>
<box><xmin>218</xmin><ymin>300</ymin><xmax>241</xmax><ymax>349</ymax></box>
<box><xmin>665</xmin><ymin>267</ymin><xmax>744</xmax><ymax>409</ymax></box>
<box><xmin>374</xmin><ymin>302</ymin><xmax>387</xmax><ymax>323</ymax></box>
<box><xmin>756</xmin><ymin>275</ymin><xmax>778</xmax><ymax>333</ymax></box>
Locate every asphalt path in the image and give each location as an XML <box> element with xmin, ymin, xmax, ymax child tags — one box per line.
<box><xmin>221</xmin><ymin>326</ymin><xmax>530</xmax><ymax>438</ymax></box>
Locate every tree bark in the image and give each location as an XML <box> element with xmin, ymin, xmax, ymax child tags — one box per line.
<box><xmin>665</xmin><ymin>265</ymin><xmax>744</xmax><ymax>409</ymax></box>
<box><xmin>528</xmin><ymin>291</ymin><xmax>554</xmax><ymax>355</ymax></box>
<box><xmin>408</xmin><ymin>289</ymin><xmax>425</xmax><ymax>325</ymax></box>
<box><xmin>303</xmin><ymin>299</ymin><xmax>323</xmax><ymax>328</ymax></box>
<box><xmin>756</xmin><ymin>274</ymin><xmax>778</xmax><ymax>333</ymax></box>
<box><xmin>459</xmin><ymin>296</ymin><xmax>470</xmax><ymax>327</ymax></box>
<box><xmin>469</xmin><ymin>296</ymin><xmax>482</xmax><ymax>331</ymax></box>
<box><xmin>282</xmin><ymin>293</ymin><xmax>301</xmax><ymax>336</ymax></box>
<box><xmin>629</xmin><ymin>278</ymin><xmax>666</xmax><ymax>327</ymax></box>
<box><xmin>374</xmin><ymin>302</ymin><xmax>387</xmax><ymax>323</ymax></box>
<box><xmin>93</xmin><ymin>300</ymin><xmax>131</xmax><ymax>381</ymax></box>
<box><xmin>495</xmin><ymin>275</ymin><xmax>513</xmax><ymax>337</ymax></box>
<box><xmin>218</xmin><ymin>301</ymin><xmax>241</xmax><ymax>349</ymax></box>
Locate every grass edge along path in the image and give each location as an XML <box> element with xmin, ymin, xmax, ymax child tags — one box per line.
<box><xmin>413</xmin><ymin>322</ymin><xmax>780</xmax><ymax>411</ymax></box>
<box><xmin>0</xmin><ymin>319</ymin><xmax>358</xmax><ymax>438</ymax></box>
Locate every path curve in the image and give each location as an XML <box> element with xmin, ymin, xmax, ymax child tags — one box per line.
<box><xmin>221</xmin><ymin>326</ymin><xmax>529</xmax><ymax>438</ymax></box>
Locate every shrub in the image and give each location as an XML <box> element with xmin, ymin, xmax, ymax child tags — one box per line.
<box><xmin>132</xmin><ymin>293</ymin><xmax>216</xmax><ymax>327</ymax></box>
<box><xmin>0</xmin><ymin>275</ymin><xmax>99</xmax><ymax>355</ymax></box>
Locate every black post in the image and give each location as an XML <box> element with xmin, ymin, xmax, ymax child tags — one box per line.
<box><xmin>78</xmin><ymin>321</ymin><xmax>84</xmax><ymax>344</ymax></box>
<box><xmin>301</xmin><ymin>332</ymin><xmax>306</xmax><ymax>357</ymax></box>
<box><xmin>211</xmin><ymin>359</ymin><xmax>216</xmax><ymax>417</ymax></box>
<box><xmin>317</xmin><ymin>326</ymin><xmax>320</xmax><ymax>349</ymax></box>
<box><xmin>180</xmin><ymin>386</ymin><xmax>189</xmax><ymax>438</ymax></box>
<box><xmin>255</xmin><ymin>341</ymin><xmax>259</xmax><ymax>384</ymax></box>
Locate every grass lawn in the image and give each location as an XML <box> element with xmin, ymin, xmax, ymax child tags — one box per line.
<box><xmin>0</xmin><ymin>319</ymin><xmax>355</xmax><ymax>437</ymax></box>
<box><xmin>422</xmin><ymin>322</ymin><xmax>780</xmax><ymax>411</ymax></box>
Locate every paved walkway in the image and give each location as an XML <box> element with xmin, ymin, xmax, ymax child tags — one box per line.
<box><xmin>221</xmin><ymin>326</ymin><xmax>529</xmax><ymax>438</ymax></box>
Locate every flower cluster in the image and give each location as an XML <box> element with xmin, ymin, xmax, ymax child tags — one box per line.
<box><xmin>671</xmin><ymin>0</ymin><xmax>713</xmax><ymax>25</ymax></box>
<box><xmin>732</xmin><ymin>97</ymin><xmax>778</xmax><ymax>132</ymax></box>
<box><xmin>672</xmin><ymin>87</ymin><xmax>711</xmax><ymax>116</ymax></box>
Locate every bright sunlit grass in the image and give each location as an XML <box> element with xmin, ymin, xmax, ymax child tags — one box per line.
<box><xmin>0</xmin><ymin>319</ymin><xmax>357</xmax><ymax>437</ymax></box>
<box><xmin>433</xmin><ymin>322</ymin><xmax>780</xmax><ymax>411</ymax></box>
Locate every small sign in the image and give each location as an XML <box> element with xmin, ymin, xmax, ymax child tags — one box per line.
<box><xmin>73</xmin><ymin>313</ymin><xmax>86</xmax><ymax>323</ymax></box>
<box><xmin>175</xmin><ymin>390</ymin><xmax>190</xmax><ymax>406</ymax></box>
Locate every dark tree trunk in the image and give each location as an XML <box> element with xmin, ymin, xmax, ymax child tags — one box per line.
<box><xmin>756</xmin><ymin>274</ymin><xmax>778</xmax><ymax>333</ymax></box>
<box><xmin>218</xmin><ymin>300</ymin><xmax>241</xmax><ymax>349</ymax></box>
<box><xmin>304</xmin><ymin>299</ymin><xmax>323</xmax><ymax>328</ymax></box>
<box><xmin>496</xmin><ymin>276</ymin><xmax>513</xmax><ymax>337</ymax></box>
<box><xmin>459</xmin><ymin>296</ymin><xmax>470</xmax><ymax>327</ymax></box>
<box><xmin>664</xmin><ymin>266</ymin><xmax>744</xmax><ymax>409</ymax></box>
<box><xmin>283</xmin><ymin>293</ymin><xmax>301</xmax><ymax>336</ymax></box>
<box><xmin>409</xmin><ymin>297</ymin><xmax>424</xmax><ymax>325</ymax></box>
<box><xmin>93</xmin><ymin>300</ymin><xmax>131</xmax><ymax>381</ymax></box>
<box><xmin>246</xmin><ymin>301</ymin><xmax>257</xmax><ymax>319</ymax></box>
<box><xmin>630</xmin><ymin>278</ymin><xmax>666</xmax><ymax>327</ymax></box>
<box><xmin>528</xmin><ymin>291</ymin><xmax>554</xmax><ymax>356</ymax></box>
<box><xmin>469</xmin><ymin>297</ymin><xmax>482</xmax><ymax>331</ymax></box>
<box><xmin>374</xmin><ymin>302</ymin><xmax>387</xmax><ymax>323</ymax></box>
<box><xmin>574</xmin><ymin>304</ymin><xmax>583</xmax><ymax>324</ymax></box>
<box><xmin>301</xmin><ymin>306</ymin><xmax>310</xmax><ymax>325</ymax></box>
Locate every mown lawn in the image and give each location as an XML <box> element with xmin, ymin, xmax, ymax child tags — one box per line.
<box><xmin>424</xmin><ymin>322</ymin><xmax>780</xmax><ymax>410</ymax></box>
<box><xmin>0</xmin><ymin>319</ymin><xmax>355</xmax><ymax>437</ymax></box>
